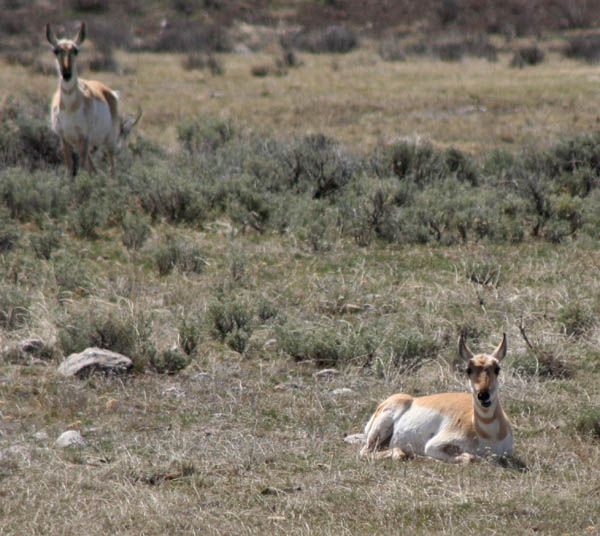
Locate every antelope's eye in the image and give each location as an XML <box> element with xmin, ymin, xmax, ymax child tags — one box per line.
<box><xmin>466</xmin><ymin>367</ymin><xmax>472</xmax><ymax>375</ymax></box>
<box><xmin>494</xmin><ymin>365</ymin><xmax>500</xmax><ymax>375</ymax></box>
<box><xmin>72</xmin><ymin>48</ymin><xmax>79</xmax><ymax>56</ymax></box>
<box><xmin>53</xmin><ymin>48</ymin><xmax>61</xmax><ymax>55</ymax></box>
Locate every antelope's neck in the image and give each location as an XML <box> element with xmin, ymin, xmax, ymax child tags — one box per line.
<box><xmin>59</xmin><ymin>76</ymin><xmax>81</xmax><ymax>104</ymax></box>
<box><xmin>472</xmin><ymin>396</ymin><xmax>510</xmax><ymax>441</ymax></box>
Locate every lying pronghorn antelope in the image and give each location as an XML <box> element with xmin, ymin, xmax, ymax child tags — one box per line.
<box><xmin>360</xmin><ymin>334</ymin><xmax>513</xmax><ymax>464</ymax></box>
<box><xmin>46</xmin><ymin>22</ymin><xmax>141</xmax><ymax>177</ymax></box>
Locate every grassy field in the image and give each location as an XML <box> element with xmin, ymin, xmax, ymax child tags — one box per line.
<box><xmin>1</xmin><ymin>36</ymin><xmax>600</xmax><ymax>535</ymax></box>
<box><xmin>6</xmin><ymin>44</ymin><xmax>600</xmax><ymax>153</ymax></box>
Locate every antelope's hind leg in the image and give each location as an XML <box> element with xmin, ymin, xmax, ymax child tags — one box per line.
<box><xmin>361</xmin><ymin>410</ymin><xmax>410</xmax><ymax>460</ymax></box>
<box><xmin>107</xmin><ymin>149</ymin><xmax>116</xmax><ymax>179</ymax></box>
<box><xmin>78</xmin><ymin>138</ymin><xmax>97</xmax><ymax>174</ymax></box>
<box><xmin>360</xmin><ymin>411</ymin><xmax>394</xmax><ymax>457</ymax></box>
<box><xmin>424</xmin><ymin>437</ymin><xmax>477</xmax><ymax>464</ymax></box>
<box><xmin>361</xmin><ymin>397</ymin><xmax>414</xmax><ymax>460</ymax></box>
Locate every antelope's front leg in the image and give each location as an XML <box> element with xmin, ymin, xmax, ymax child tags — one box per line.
<box><xmin>61</xmin><ymin>140</ymin><xmax>77</xmax><ymax>177</ymax></box>
<box><xmin>424</xmin><ymin>437</ymin><xmax>477</xmax><ymax>464</ymax></box>
<box><xmin>453</xmin><ymin>452</ymin><xmax>477</xmax><ymax>464</ymax></box>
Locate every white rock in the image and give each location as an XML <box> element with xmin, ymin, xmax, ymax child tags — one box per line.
<box><xmin>57</xmin><ymin>347</ymin><xmax>132</xmax><ymax>377</ymax></box>
<box><xmin>55</xmin><ymin>430</ymin><xmax>85</xmax><ymax>448</ymax></box>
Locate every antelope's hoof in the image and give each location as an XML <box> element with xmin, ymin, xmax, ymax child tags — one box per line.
<box><xmin>390</xmin><ymin>447</ymin><xmax>410</xmax><ymax>461</ymax></box>
<box><xmin>456</xmin><ymin>452</ymin><xmax>477</xmax><ymax>464</ymax></box>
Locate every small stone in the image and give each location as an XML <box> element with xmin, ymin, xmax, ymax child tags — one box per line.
<box><xmin>343</xmin><ymin>433</ymin><xmax>366</xmax><ymax>445</ymax></box>
<box><xmin>55</xmin><ymin>430</ymin><xmax>85</xmax><ymax>448</ymax></box>
<box><xmin>263</xmin><ymin>338</ymin><xmax>277</xmax><ymax>351</ymax></box>
<box><xmin>553</xmin><ymin>418</ymin><xmax>567</xmax><ymax>430</ymax></box>
<box><xmin>33</xmin><ymin>431</ymin><xmax>49</xmax><ymax>441</ymax></box>
<box><xmin>57</xmin><ymin>347</ymin><xmax>132</xmax><ymax>378</ymax></box>
<box><xmin>244</xmin><ymin>330</ymin><xmax>276</xmax><ymax>359</ymax></box>
<box><xmin>234</xmin><ymin>43</ymin><xmax>252</xmax><ymax>55</ymax></box>
<box><xmin>105</xmin><ymin>399</ymin><xmax>119</xmax><ymax>412</ymax></box>
<box><xmin>260</xmin><ymin>485</ymin><xmax>302</xmax><ymax>496</ymax></box>
<box><xmin>274</xmin><ymin>382</ymin><xmax>302</xmax><ymax>391</ymax></box>
<box><xmin>314</xmin><ymin>368</ymin><xmax>339</xmax><ymax>380</ymax></box>
<box><xmin>331</xmin><ymin>387</ymin><xmax>354</xmax><ymax>396</ymax></box>
<box><xmin>2</xmin><ymin>338</ymin><xmax>54</xmax><ymax>363</ymax></box>
<box><xmin>20</xmin><ymin>338</ymin><xmax>46</xmax><ymax>355</ymax></box>
<box><xmin>162</xmin><ymin>385</ymin><xmax>185</xmax><ymax>398</ymax></box>
<box><xmin>340</xmin><ymin>304</ymin><xmax>362</xmax><ymax>314</ymax></box>
<box><xmin>191</xmin><ymin>372</ymin><xmax>211</xmax><ymax>382</ymax></box>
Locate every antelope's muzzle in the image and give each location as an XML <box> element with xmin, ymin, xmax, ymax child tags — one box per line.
<box><xmin>60</xmin><ymin>56</ymin><xmax>72</xmax><ymax>81</ymax></box>
<box><xmin>477</xmin><ymin>390</ymin><xmax>491</xmax><ymax>408</ymax></box>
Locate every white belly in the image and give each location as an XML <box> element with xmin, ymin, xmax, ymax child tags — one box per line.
<box><xmin>52</xmin><ymin>99</ymin><xmax>114</xmax><ymax>149</ymax></box>
<box><xmin>390</xmin><ymin>405</ymin><xmax>449</xmax><ymax>455</ymax></box>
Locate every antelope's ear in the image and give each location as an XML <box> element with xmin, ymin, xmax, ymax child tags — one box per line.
<box><xmin>491</xmin><ymin>333</ymin><xmax>507</xmax><ymax>361</ymax></box>
<box><xmin>459</xmin><ymin>334</ymin><xmax>474</xmax><ymax>361</ymax></box>
<box><xmin>75</xmin><ymin>21</ymin><xmax>86</xmax><ymax>45</ymax></box>
<box><xmin>46</xmin><ymin>23</ymin><xmax>58</xmax><ymax>47</ymax></box>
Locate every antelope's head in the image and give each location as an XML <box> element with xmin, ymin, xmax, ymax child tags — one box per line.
<box><xmin>459</xmin><ymin>333</ymin><xmax>506</xmax><ymax>409</ymax></box>
<box><xmin>46</xmin><ymin>22</ymin><xmax>86</xmax><ymax>83</ymax></box>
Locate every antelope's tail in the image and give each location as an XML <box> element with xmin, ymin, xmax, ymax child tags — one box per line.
<box><xmin>119</xmin><ymin>107</ymin><xmax>142</xmax><ymax>144</ymax></box>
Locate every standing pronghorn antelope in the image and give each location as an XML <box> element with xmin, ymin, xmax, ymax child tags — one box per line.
<box><xmin>46</xmin><ymin>22</ymin><xmax>141</xmax><ymax>177</ymax></box>
<box><xmin>360</xmin><ymin>334</ymin><xmax>513</xmax><ymax>464</ymax></box>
